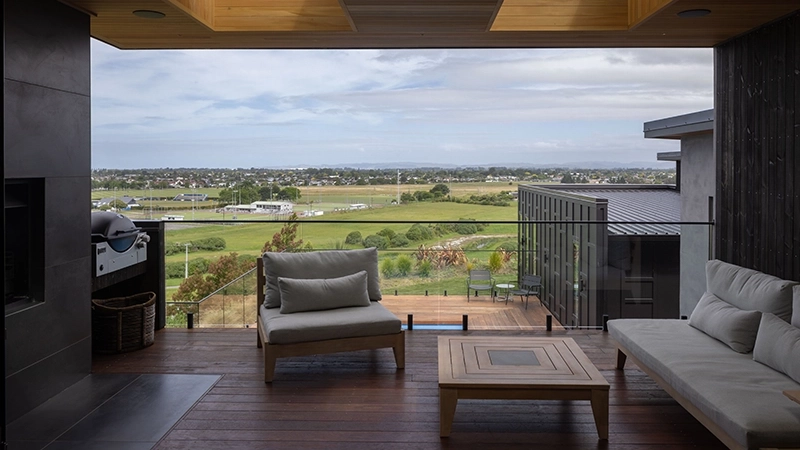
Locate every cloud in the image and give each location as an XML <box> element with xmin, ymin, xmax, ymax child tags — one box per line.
<box><xmin>90</xmin><ymin>42</ymin><xmax>712</xmax><ymax>168</ymax></box>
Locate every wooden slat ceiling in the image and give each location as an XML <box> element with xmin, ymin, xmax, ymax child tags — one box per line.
<box><xmin>63</xmin><ymin>0</ymin><xmax>800</xmax><ymax>49</ymax></box>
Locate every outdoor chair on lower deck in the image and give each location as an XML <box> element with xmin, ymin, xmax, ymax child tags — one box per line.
<box><xmin>510</xmin><ymin>274</ymin><xmax>543</xmax><ymax>310</ymax></box>
<box><xmin>466</xmin><ymin>269</ymin><xmax>495</xmax><ymax>302</ymax></box>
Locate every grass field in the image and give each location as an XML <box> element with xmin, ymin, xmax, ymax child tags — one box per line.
<box><xmin>160</xmin><ymin>200</ymin><xmax>521</xmax><ymax>303</ymax></box>
<box><xmin>162</xmin><ymin>201</ymin><xmax>518</xmax><ymax>264</ymax></box>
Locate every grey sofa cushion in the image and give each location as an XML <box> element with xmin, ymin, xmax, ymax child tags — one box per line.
<box><xmin>706</xmin><ymin>259</ymin><xmax>797</xmax><ymax>322</ymax></box>
<box><xmin>260</xmin><ymin>302</ymin><xmax>401</xmax><ymax>345</ymax></box>
<box><xmin>754</xmin><ymin>313</ymin><xmax>800</xmax><ymax>384</ymax></box>
<box><xmin>278</xmin><ymin>271</ymin><xmax>370</xmax><ymax>314</ymax></box>
<box><xmin>688</xmin><ymin>292</ymin><xmax>762</xmax><ymax>353</ymax></box>
<box><xmin>263</xmin><ymin>248</ymin><xmax>382</xmax><ymax>308</ymax></box>
<box><xmin>793</xmin><ymin>285</ymin><xmax>800</xmax><ymax>328</ymax></box>
<box><xmin>609</xmin><ymin>319</ymin><xmax>800</xmax><ymax>449</ymax></box>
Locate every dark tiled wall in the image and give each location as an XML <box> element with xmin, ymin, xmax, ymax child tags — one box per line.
<box><xmin>715</xmin><ymin>11</ymin><xmax>800</xmax><ymax>281</ymax></box>
<box><xmin>4</xmin><ymin>0</ymin><xmax>92</xmax><ymax>421</ymax></box>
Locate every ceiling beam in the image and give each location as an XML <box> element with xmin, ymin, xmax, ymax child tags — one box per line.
<box><xmin>628</xmin><ymin>0</ymin><xmax>677</xmax><ymax>30</ymax></box>
<box><xmin>165</xmin><ymin>0</ymin><xmax>215</xmax><ymax>29</ymax></box>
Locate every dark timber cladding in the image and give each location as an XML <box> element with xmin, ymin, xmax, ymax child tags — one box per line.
<box><xmin>715</xmin><ymin>11</ymin><xmax>800</xmax><ymax>282</ymax></box>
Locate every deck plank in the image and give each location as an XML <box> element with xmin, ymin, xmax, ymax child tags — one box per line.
<box><xmin>379</xmin><ymin>294</ymin><xmax>563</xmax><ymax>329</ymax></box>
<box><xmin>92</xmin><ymin>329</ymin><xmax>726</xmax><ymax>449</ymax></box>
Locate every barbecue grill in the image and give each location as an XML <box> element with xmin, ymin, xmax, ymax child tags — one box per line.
<box><xmin>91</xmin><ymin>211</ymin><xmax>149</xmax><ymax>276</ymax></box>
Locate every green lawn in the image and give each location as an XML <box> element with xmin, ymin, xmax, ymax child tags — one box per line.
<box><xmin>163</xmin><ymin>201</ymin><xmax>517</xmax><ymax>264</ymax></box>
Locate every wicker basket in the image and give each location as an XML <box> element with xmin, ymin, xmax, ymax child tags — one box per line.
<box><xmin>92</xmin><ymin>291</ymin><xmax>156</xmax><ymax>353</ymax></box>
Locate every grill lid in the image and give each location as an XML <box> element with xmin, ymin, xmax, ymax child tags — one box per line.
<box><xmin>91</xmin><ymin>211</ymin><xmax>141</xmax><ymax>252</ymax></box>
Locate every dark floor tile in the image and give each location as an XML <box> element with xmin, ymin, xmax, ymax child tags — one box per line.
<box><xmin>8</xmin><ymin>373</ymin><xmax>140</xmax><ymax>443</ymax></box>
<box><xmin>56</xmin><ymin>374</ymin><xmax>220</xmax><ymax>443</ymax></box>
<box><xmin>45</xmin><ymin>441</ymin><xmax>156</xmax><ymax>450</ymax></box>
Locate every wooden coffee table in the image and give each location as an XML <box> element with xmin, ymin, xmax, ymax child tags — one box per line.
<box><xmin>438</xmin><ymin>336</ymin><xmax>610</xmax><ymax>439</ymax></box>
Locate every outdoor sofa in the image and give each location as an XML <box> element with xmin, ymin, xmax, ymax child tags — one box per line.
<box><xmin>256</xmin><ymin>247</ymin><xmax>405</xmax><ymax>382</ymax></box>
<box><xmin>609</xmin><ymin>260</ymin><xmax>800</xmax><ymax>450</ymax></box>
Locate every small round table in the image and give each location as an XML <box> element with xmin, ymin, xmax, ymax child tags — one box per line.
<box><xmin>495</xmin><ymin>283</ymin><xmax>515</xmax><ymax>304</ymax></box>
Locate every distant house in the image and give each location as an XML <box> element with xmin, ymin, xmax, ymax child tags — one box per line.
<box><xmin>251</xmin><ymin>201</ymin><xmax>293</xmax><ymax>214</ymax></box>
<box><xmin>518</xmin><ymin>184</ymin><xmax>680</xmax><ymax>328</ymax></box>
<box><xmin>173</xmin><ymin>193</ymin><xmax>208</xmax><ymax>201</ymax></box>
<box><xmin>349</xmin><ymin>203</ymin><xmax>368</xmax><ymax>210</ymax></box>
<box><xmin>95</xmin><ymin>196</ymin><xmax>139</xmax><ymax>208</ymax></box>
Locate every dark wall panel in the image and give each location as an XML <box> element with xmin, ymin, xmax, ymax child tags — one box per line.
<box><xmin>715</xmin><ymin>11</ymin><xmax>800</xmax><ymax>281</ymax></box>
<box><xmin>4</xmin><ymin>80</ymin><xmax>91</xmax><ymax>178</ymax></box>
<box><xmin>4</xmin><ymin>0</ymin><xmax>92</xmax><ymax>421</ymax></box>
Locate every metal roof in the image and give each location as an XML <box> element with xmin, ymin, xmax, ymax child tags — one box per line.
<box><xmin>644</xmin><ymin>109</ymin><xmax>714</xmax><ymax>140</ymax></box>
<box><xmin>557</xmin><ymin>187</ymin><xmax>681</xmax><ymax>236</ymax></box>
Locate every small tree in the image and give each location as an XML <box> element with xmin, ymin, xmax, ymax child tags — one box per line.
<box><xmin>173</xmin><ymin>252</ymin><xmax>255</xmax><ymax>301</ymax></box>
<box><xmin>430</xmin><ymin>183</ymin><xmax>450</xmax><ymax>197</ymax></box>
<box><xmin>262</xmin><ymin>213</ymin><xmax>304</xmax><ymax>253</ymax></box>
<box><xmin>277</xmin><ymin>186</ymin><xmax>301</xmax><ymax>201</ymax></box>
<box><xmin>345</xmin><ymin>230</ymin><xmax>362</xmax><ymax>245</ymax></box>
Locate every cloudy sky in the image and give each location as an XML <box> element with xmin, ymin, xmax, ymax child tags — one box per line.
<box><xmin>91</xmin><ymin>40</ymin><xmax>713</xmax><ymax>169</ymax></box>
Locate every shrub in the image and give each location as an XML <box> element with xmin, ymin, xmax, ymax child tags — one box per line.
<box><xmin>345</xmin><ymin>230</ymin><xmax>362</xmax><ymax>245</ymax></box>
<box><xmin>165</xmin><ymin>242</ymin><xmax>184</xmax><ymax>256</ymax></box>
<box><xmin>418</xmin><ymin>259</ymin><xmax>433</xmax><ymax>277</ymax></box>
<box><xmin>189</xmin><ymin>258</ymin><xmax>209</xmax><ymax>275</ymax></box>
<box><xmin>363</xmin><ymin>234</ymin><xmax>389</xmax><ymax>249</ymax></box>
<box><xmin>431</xmin><ymin>223</ymin><xmax>453</xmax><ymax>236</ymax></box>
<box><xmin>166</xmin><ymin>238</ymin><xmax>226</xmax><ymax>256</ymax></box>
<box><xmin>396</xmin><ymin>255</ymin><xmax>413</xmax><ymax>276</ymax></box>
<box><xmin>453</xmin><ymin>222</ymin><xmax>478</xmax><ymax>235</ymax></box>
<box><xmin>165</xmin><ymin>261</ymin><xmax>184</xmax><ymax>279</ymax></box>
<box><xmin>405</xmin><ymin>223</ymin><xmax>433</xmax><ymax>241</ymax></box>
<box><xmin>488</xmin><ymin>251</ymin><xmax>504</xmax><ymax>273</ymax></box>
<box><xmin>376</xmin><ymin>228</ymin><xmax>397</xmax><ymax>240</ymax></box>
<box><xmin>390</xmin><ymin>235</ymin><xmax>410</xmax><ymax>247</ymax></box>
<box><xmin>165</xmin><ymin>258</ymin><xmax>209</xmax><ymax>278</ymax></box>
<box><xmin>380</xmin><ymin>258</ymin><xmax>396</xmax><ymax>278</ymax></box>
<box><xmin>192</xmin><ymin>237</ymin><xmax>226</xmax><ymax>251</ymax></box>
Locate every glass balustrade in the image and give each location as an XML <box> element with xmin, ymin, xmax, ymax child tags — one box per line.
<box><xmin>162</xmin><ymin>219</ymin><xmax>713</xmax><ymax>330</ymax></box>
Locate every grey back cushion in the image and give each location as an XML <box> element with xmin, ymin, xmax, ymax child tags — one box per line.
<box><xmin>793</xmin><ymin>285</ymin><xmax>800</xmax><ymax>328</ymax></box>
<box><xmin>706</xmin><ymin>259</ymin><xmax>798</xmax><ymax>322</ymax></box>
<box><xmin>263</xmin><ymin>248</ymin><xmax>381</xmax><ymax>308</ymax></box>
<box><xmin>688</xmin><ymin>292</ymin><xmax>762</xmax><ymax>353</ymax></box>
<box><xmin>278</xmin><ymin>271</ymin><xmax>371</xmax><ymax>314</ymax></box>
<box><xmin>753</xmin><ymin>313</ymin><xmax>800</xmax><ymax>384</ymax></box>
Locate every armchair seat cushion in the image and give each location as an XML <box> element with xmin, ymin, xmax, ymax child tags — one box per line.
<box><xmin>260</xmin><ymin>302</ymin><xmax>401</xmax><ymax>345</ymax></box>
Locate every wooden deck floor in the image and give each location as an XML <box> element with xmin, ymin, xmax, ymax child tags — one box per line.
<box><xmin>380</xmin><ymin>294</ymin><xmax>562</xmax><ymax>330</ymax></box>
<box><xmin>93</xmin><ymin>329</ymin><xmax>726</xmax><ymax>450</ymax></box>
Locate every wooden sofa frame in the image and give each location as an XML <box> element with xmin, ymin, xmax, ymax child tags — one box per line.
<box><xmin>256</xmin><ymin>257</ymin><xmax>405</xmax><ymax>382</ymax></box>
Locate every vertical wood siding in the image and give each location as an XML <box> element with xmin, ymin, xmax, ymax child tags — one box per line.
<box><xmin>715</xmin><ymin>11</ymin><xmax>800</xmax><ymax>281</ymax></box>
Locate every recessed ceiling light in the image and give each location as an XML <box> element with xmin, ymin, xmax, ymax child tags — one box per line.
<box><xmin>677</xmin><ymin>9</ymin><xmax>711</xmax><ymax>18</ymax></box>
<box><xmin>133</xmin><ymin>10</ymin><xmax>166</xmax><ymax>19</ymax></box>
